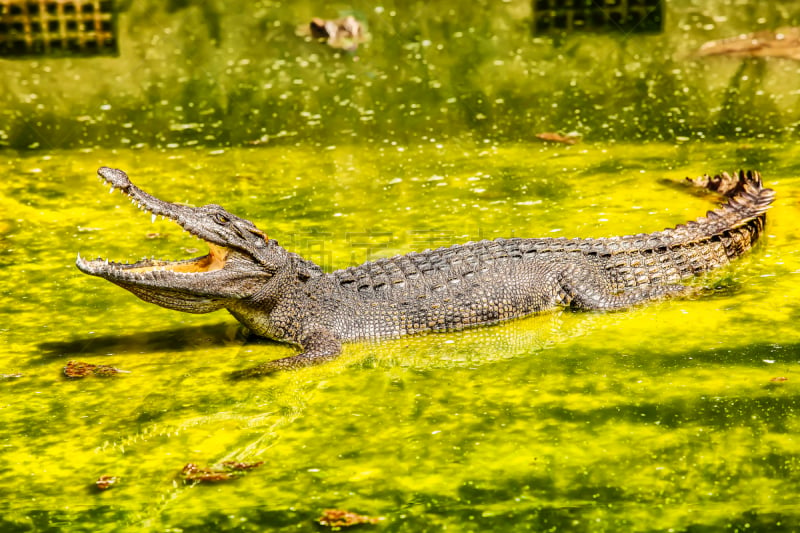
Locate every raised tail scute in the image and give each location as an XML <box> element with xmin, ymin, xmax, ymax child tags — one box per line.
<box><xmin>687</xmin><ymin>169</ymin><xmax>774</xmax><ymax>205</ymax></box>
<box><xmin>686</xmin><ymin>170</ymin><xmax>775</xmax><ymax>232</ymax></box>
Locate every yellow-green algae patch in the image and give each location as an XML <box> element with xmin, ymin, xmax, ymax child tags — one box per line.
<box><xmin>1</xmin><ymin>141</ymin><xmax>799</xmax><ymax>532</ymax></box>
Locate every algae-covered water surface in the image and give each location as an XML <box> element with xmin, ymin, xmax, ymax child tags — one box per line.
<box><xmin>2</xmin><ymin>141</ymin><xmax>800</xmax><ymax>532</ymax></box>
<box><xmin>4</xmin><ymin>0</ymin><xmax>800</xmax><ymax>530</ymax></box>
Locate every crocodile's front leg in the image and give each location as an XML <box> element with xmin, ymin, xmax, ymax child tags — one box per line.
<box><xmin>230</xmin><ymin>329</ymin><xmax>342</xmax><ymax>379</ymax></box>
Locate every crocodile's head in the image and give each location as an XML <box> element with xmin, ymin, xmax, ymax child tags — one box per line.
<box><xmin>76</xmin><ymin>167</ymin><xmax>291</xmax><ymax>313</ymax></box>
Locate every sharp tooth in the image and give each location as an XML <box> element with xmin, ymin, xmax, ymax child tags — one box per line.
<box><xmin>105</xmin><ymin>258</ymin><xmax>109</xmax><ymax>265</ymax></box>
<box><xmin>109</xmin><ymin>185</ymin><xmax>115</xmax><ymax>194</ymax></box>
<box><xmin>151</xmin><ymin>213</ymin><xmax>157</xmax><ymax>223</ymax></box>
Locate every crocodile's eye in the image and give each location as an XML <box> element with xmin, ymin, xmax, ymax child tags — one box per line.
<box><xmin>213</xmin><ymin>213</ymin><xmax>229</xmax><ymax>225</ymax></box>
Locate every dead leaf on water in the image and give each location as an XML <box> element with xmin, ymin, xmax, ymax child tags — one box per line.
<box><xmin>535</xmin><ymin>132</ymin><xmax>581</xmax><ymax>145</ymax></box>
<box><xmin>318</xmin><ymin>508</ymin><xmax>382</xmax><ymax>528</ymax></box>
<box><xmin>64</xmin><ymin>360</ymin><xmax>130</xmax><ymax>378</ymax></box>
<box><xmin>181</xmin><ymin>461</ymin><xmax>265</xmax><ymax>483</ymax></box>
<box><xmin>95</xmin><ymin>475</ymin><xmax>119</xmax><ymax>490</ymax></box>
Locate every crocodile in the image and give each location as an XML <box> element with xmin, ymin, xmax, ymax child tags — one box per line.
<box><xmin>76</xmin><ymin>168</ymin><xmax>775</xmax><ymax>375</ymax></box>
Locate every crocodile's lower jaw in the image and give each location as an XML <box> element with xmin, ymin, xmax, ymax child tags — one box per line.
<box><xmin>76</xmin><ymin>242</ymin><xmax>230</xmax><ymax>280</ymax></box>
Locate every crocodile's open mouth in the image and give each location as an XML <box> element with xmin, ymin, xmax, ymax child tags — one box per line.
<box><xmin>76</xmin><ymin>223</ymin><xmax>232</xmax><ymax>282</ymax></box>
<box><xmin>75</xmin><ymin>168</ymin><xmax>232</xmax><ymax>281</ymax></box>
<box><xmin>76</xmin><ymin>241</ymin><xmax>230</xmax><ymax>279</ymax></box>
<box><xmin>124</xmin><ymin>242</ymin><xmax>229</xmax><ymax>273</ymax></box>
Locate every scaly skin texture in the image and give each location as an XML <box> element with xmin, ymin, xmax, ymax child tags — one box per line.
<box><xmin>77</xmin><ymin>168</ymin><xmax>775</xmax><ymax>376</ymax></box>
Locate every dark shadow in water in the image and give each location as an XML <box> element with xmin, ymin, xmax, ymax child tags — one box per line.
<box><xmin>34</xmin><ymin>323</ymin><xmax>282</xmax><ymax>361</ymax></box>
<box><xmin>526</xmin><ymin>340</ymin><xmax>800</xmax><ymax>433</ymax></box>
<box><xmin>579</xmin><ymin>340</ymin><xmax>800</xmax><ymax>373</ymax></box>
<box><xmin>538</xmin><ymin>393</ymin><xmax>800</xmax><ymax>432</ymax></box>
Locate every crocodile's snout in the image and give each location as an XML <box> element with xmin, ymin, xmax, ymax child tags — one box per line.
<box><xmin>98</xmin><ymin>167</ymin><xmax>132</xmax><ymax>190</ymax></box>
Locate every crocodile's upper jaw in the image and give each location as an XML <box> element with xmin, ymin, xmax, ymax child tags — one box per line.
<box><xmin>76</xmin><ymin>167</ymin><xmax>272</xmax><ymax>311</ymax></box>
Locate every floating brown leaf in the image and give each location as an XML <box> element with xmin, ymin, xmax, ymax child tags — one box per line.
<box><xmin>95</xmin><ymin>475</ymin><xmax>118</xmax><ymax>490</ymax></box>
<box><xmin>182</xmin><ymin>464</ymin><xmax>235</xmax><ymax>482</ymax></box>
<box><xmin>318</xmin><ymin>509</ymin><xmax>381</xmax><ymax>528</ymax></box>
<box><xmin>181</xmin><ymin>460</ymin><xmax>264</xmax><ymax>483</ymax></box>
<box><xmin>64</xmin><ymin>360</ymin><xmax>129</xmax><ymax>378</ymax></box>
<box><xmin>535</xmin><ymin>132</ymin><xmax>580</xmax><ymax>145</ymax></box>
<box><xmin>220</xmin><ymin>460</ymin><xmax>265</xmax><ymax>471</ymax></box>
<box><xmin>770</xmin><ymin>376</ymin><xmax>789</xmax><ymax>382</ymax></box>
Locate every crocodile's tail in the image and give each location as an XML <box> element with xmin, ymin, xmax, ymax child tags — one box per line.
<box><xmin>655</xmin><ymin>169</ymin><xmax>774</xmax><ymax>278</ymax></box>
<box><xmin>686</xmin><ymin>169</ymin><xmax>773</xmax><ymax>202</ymax></box>
<box><xmin>605</xmin><ymin>170</ymin><xmax>774</xmax><ymax>287</ymax></box>
<box><xmin>674</xmin><ymin>169</ymin><xmax>775</xmax><ymax>247</ymax></box>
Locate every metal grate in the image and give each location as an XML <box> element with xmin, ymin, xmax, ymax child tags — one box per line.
<box><xmin>0</xmin><ymin>0</ymin><xmax>117</xmax><ymax>57</ymax></box>
<box><xmin>532</xmin><ymin>0</ymin><xmax>663</xmax><ymax>35</ymax></box>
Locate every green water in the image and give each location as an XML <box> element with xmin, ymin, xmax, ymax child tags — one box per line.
<box><xmin>3</xmin><ymin>0</ymin><xmax>800</xmax><ymax>529</ymax></box>
<box><xmin>2</xmin><ymin>141</ymin><xmax>800</xmax><ymax>531</ymax></box>
<box><xmin>3</xmin><ymin>0</ymin><xmax>800</xmax><ymax>149</ymax></box>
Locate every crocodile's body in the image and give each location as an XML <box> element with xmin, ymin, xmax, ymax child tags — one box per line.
<box><xmin>77</xmin><ymin>168</ymin><xmax>775</xmax><ymax>375</ymax></box>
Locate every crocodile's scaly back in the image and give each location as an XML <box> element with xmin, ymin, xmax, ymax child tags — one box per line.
<box><xmin>77</xmin><ymin>168</ymin><xmax>775</xmax><ymax>376</ymax></box>
<box><xmin>323</xmin><ymin>170</ymin><xmax>773</xmax><ymax>303</ymax></box>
